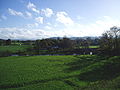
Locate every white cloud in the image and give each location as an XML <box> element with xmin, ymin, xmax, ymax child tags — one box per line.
<box><xmin>27</xmin><ymin>2</ymin><xmax>40</xmax><ymax>14</ymax></box>
<box><xmin>42</xmin><ymin>8</ymin><xmax>53</xmax><ymax>17</ymax></box>
<box><xmin>35</xmin><ymin>17</ymin><xmax>43</xmax><ymax>24</ymax></box>
<box><xmin>34</xmin><ymin>23</ymin><xmax>39</xmax><ymax>27</ymax></box>
<box><xmin>25</xmin><ymin>11</ymin><xmax>32</xmax><ymax>18</ymax></box>
<box><xmin>1</xmin><ymin>15</ymin><xmax>7</xmax><ymax>20</ymax></box>
<box><xmin>31</xmin><ymin>8</ymin><xmax>40</xmax><ymax>14</ymax></box>
<box><xmin>47</xmin><ymin>22</ymin><xmax>51</xmax><ymax>25</ymax></box>
<box><xmin>8</xmin><ymin>8</ymin><xmax>24</xmax><ymax>17</ymax></box>
<box><xmin>0</xmin><ymin>27</ymin><xmax>46</xmax><ymax>40</ymax></box>
<box><xmin>0</xmin><ymin>27</ymin><xmax>69</xmax><ymax>40</ymax></box>
<box><xmin>61</xmin><ymin>16</ymin><xmax>120</xmax><ymax>37</ymax></box>
<box><xmin>27</xmin><ymin>23</ymin><xmax>39</xmax><ymax>28</ymax></box>
<box><xmin>27</xmin><ymin>2</ymin><xmax>36</xmax><ymax>9</ymax></box>
<box><xmin>44</xmin><ymin>26</ymin><xmax>52</xmax><ymax>30</ymax></box>
<box><xmin>56</xmin><ymin>11</ymin><xmax>74</xmax><ymax>26</ymax></box>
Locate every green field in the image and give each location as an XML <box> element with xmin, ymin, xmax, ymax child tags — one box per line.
<box><xmin>89</xmin><ymin>45</ymin><xmax>99</xmax><ymax>48</ymax></box>
<box><xmin>78</xmin><ymin>45</ymin><xmax>99</xmax><ymax>49</ymax></box>
<box><xmin>0</xmin><ymin>45</ymin><xmax>31</xmax><ymax>53</ymax></box>
<box><xmin>0</xmin><ymin>55</ymin><xmax>120</xmax><ymax>90</ymax></box>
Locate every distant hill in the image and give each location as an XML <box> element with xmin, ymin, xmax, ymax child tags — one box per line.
<box><xmin>49</xmin><ymin>36</ymin><xmax>100</xmax><ymax>40</ymax></box>
<box><xmin>0</xmin><ymin>36</ymin><xmax>100</xmax><ymax>41</ymax></box>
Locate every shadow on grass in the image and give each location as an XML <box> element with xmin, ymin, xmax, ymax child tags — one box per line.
<box><xmin>65</xmin><ymin>55</ymin><xmax>103</xmax><ymax>73</ymax></box>
<box><xmin>78</xmin><ymin>59</ymin><xmax>120</xmax><ymax>82</ymax></box>
<box><xmin>65</xmin><ymin>55</ymin><xmax>120</xmax><ymax>82</ymax></box>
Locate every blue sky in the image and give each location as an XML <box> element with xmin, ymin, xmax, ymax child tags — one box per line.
<box><xmin>0</xmin><ymin>0</ymin><xmax>120</xmax><ymax>39</ymax></box>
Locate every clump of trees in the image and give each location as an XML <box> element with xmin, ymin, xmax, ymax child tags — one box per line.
<box><xmin>0</xmin><ymin>39</ymin><xmax>11</xmax><ymax>45</ymax></box>
<box><xmin>33</xmin><ymin>37</ymin><xmax>99</xmax><ymax>55</ymax></box>
<box><xmin>58</xmin><ymin>37</ymin><xmax>75</xmax><ymax>49</ymax></box>
<box><xmin>99</xmin><ymin>26</ymin><xmax>120</xmax><ymax>56</ymax></box>
<box><xmin>6</xmin><ymin>39</ymin><xmax>11</xmax><ymax>45</ymax></box>
<box><xmin>34</xmin><ymin>37</ymin><xmax>75</xmax><ymax>54</ymax></box>
<box><xmin>34</xmin><ymin>39</ymin><xmax>53</xmax><ymax>54</ymax></box>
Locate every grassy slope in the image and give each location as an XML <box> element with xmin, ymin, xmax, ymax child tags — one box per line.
<box><xmin>0</xmin><ymin>55</ymin><xmax>120</xmax><ymax>90</ymax></box>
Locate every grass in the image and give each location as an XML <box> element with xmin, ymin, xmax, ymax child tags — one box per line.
<box><xmin>0</xmin><ymin>45</ymin><xmax>32</xmax><ymax>53</ymax></box>
<box><xmin>0</xmin><ymin>55</ymin><xmax>120</xmax><ymax>90</ymax></box>
<box><xmin>89</xmin><ymin>45</ymin><xmax>99</xmax><ymax>48</ymax></box>
<box><xmin>78</xmin><ymin>45</ymin><xmax>99</xmax><ymax>49</ymax></box>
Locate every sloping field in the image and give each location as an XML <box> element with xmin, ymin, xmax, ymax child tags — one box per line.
<box><xmin>0</xmin><ymin>55</ymin><xmax>120</xmax><ymax>90</ymax></box>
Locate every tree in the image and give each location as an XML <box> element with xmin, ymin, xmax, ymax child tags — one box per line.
<box><xmin>81</xmin><ymin>40</ymin><xmax>90</xmax><ymax>49</ymax></box>
<box><xmin>6</xmin><ymin>39</ymin><xmax>11</xmax><ymax>45</ymax></box>
<box><xmin>59</xmin><ymin>37</ymin><xmax>75</xmax><ymax>49</ymax></box>
<box><xmin>34</xmin><ymin>39</ymin><xmax>55</xmax><ymax>54</ymax></box>
<box><xmin>99</xmin><ymin>26</ymin><xmax>120</xmax><ymax>56</ymax></box>
<box><xmin>0</xmin><ymin>39</ymin><xmax>4</xmax><ymax>46</ymax></box>
<box><xmin>34</xmin><ymin>40</ymin><xmax>41</xmax><ymax>54</ymax></box>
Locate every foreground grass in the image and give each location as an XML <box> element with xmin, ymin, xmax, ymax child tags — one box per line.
<box><xmin>0</xmin><ymin>55</ymin><xmax>120</xmax><ymax>90</ymax></box>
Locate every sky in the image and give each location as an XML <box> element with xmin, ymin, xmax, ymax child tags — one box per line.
<box><xmin>0</xmin><ymin>0</ymin><xmax>120</xmax><ymax>40</ymax></box>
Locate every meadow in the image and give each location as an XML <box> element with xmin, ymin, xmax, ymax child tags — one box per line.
<box><xmin>0</xmin><ymin>55</ymin><xmax>120</xmax><ymax>90</ymax></box>
<box><xmin>0</xmin><ymin>45</ymin><xmax>31</xmax><ymax>53</ymax></box>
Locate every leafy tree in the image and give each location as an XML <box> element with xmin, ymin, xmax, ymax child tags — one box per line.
<box><xmin>6</xmin><ymin>39</ymin><xmax>11</xmax><ymax>45</ymax></box>
<box><xmin>34</xmin><ymin>40</ymin><xmax>41</xmax><ymax>54</ymax></box>
<box><xmin>81</xmin><ymin>40</ymin><xmax>90</xmax><ymax>49</ymax></box>
<box><xmin>34</xmin><ymin>39</ymin><xmax>55</xmax><ymax>54</ymax></box>
<box><xmin>59</xmin><ymin>37</ymin><xmax>75</xmax><ymax>49</ymax></box>
<box><xmin>99</xmin><ymin>26</ymin><xmax>120</xmax><ymax>56</ymax></box>
<box><xmin>0</xmin><ymin>39</ymin><xmax>4</xmax><ymax>46</ymax></box>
